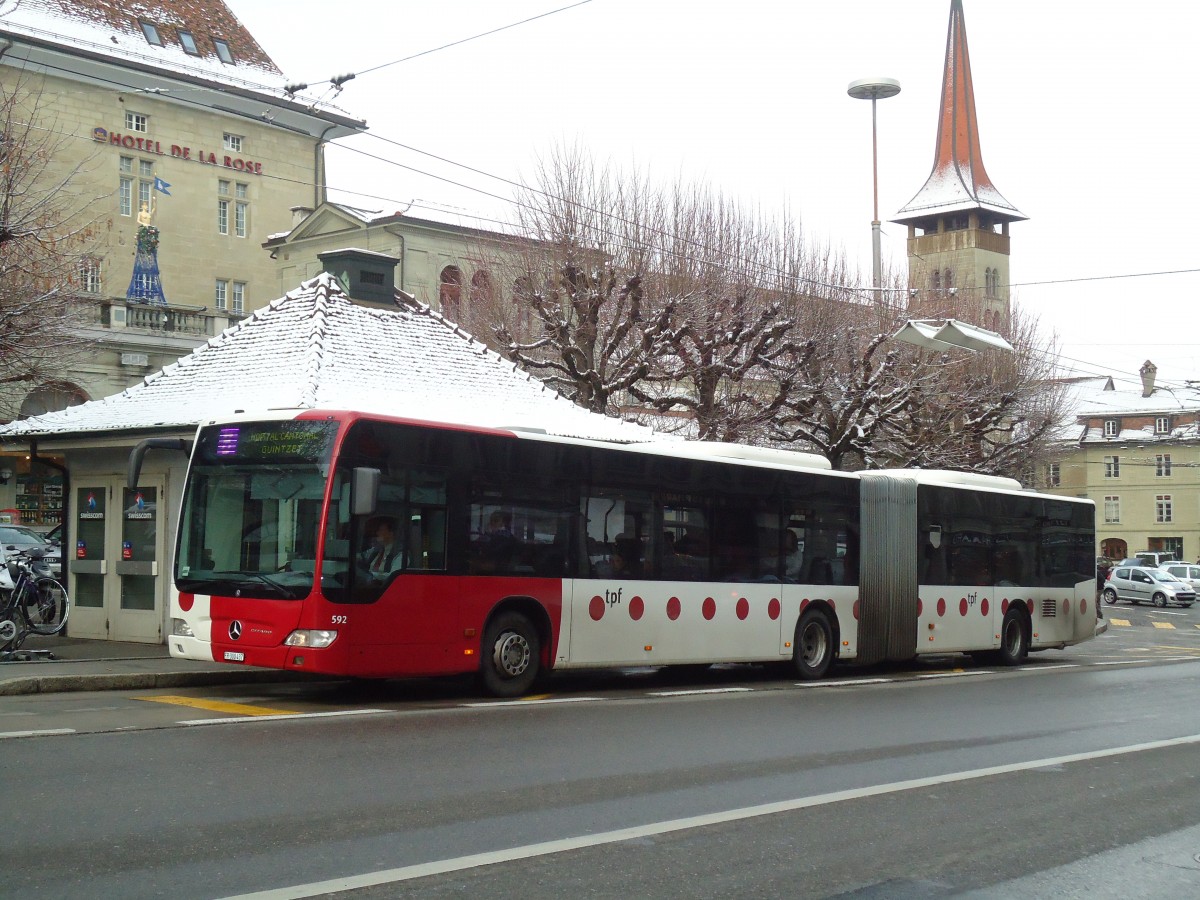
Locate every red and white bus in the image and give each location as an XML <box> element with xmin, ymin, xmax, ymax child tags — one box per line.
<box><xmin>166</xmin><ymin>410</ymin><xmax>1098</xmax><ymax>696</ymax></box>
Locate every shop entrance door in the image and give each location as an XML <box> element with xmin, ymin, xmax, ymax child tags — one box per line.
<box><xmin>68</xmin><ymin>478</ymin><xmax>166</xmax><ymax>643</ymax></box>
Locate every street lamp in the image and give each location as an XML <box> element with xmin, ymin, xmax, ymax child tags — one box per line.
<box><xmin>891</xmin><ymin>318</ymin><xmax>1015</xmax><ymax>353</ymax></box>
<box><xmin>847</xmin><ymin>76</ymin><xmax>901</xmax><ymax>300</ymax></box>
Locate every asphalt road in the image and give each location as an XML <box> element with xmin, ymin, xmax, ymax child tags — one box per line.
<box><xmin>4</xmin><ymin>608</ymin><xmax>1200</xmax><ymax>899</ymax></box>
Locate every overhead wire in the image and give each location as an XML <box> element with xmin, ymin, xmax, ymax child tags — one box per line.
<box><xmin>7</xmin><ymin>13</ymin><xmax>1197</xmax><ymax>396</ymax></box>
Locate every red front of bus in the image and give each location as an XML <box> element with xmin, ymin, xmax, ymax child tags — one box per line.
<box><xmin>172</xmin><ymin>413</ymin><xmax>563</xmax><ymax>679</ymax></box>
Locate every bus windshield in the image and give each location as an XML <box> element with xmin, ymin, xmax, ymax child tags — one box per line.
<box><xmin>175</xmin><ymin>420</ymin><xmax>338</xmax><ymax>600</ymax></box>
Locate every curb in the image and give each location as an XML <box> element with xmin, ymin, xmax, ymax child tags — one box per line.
<box><xmin>0</xmin><ymin>669</ymin><xmax>327</xmax><ymax>696</ymax></box>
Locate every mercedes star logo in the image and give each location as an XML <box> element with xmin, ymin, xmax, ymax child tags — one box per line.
<box><xmin>228</xmin><ymin>620</ymin><xmax>243</xmax><ymax>641</ymax></box>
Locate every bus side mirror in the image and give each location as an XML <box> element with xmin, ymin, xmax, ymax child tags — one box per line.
<box><xmin>351</xmin><ymin>467</ymin><xmax>380</xmax><ymax>517</ymax></box>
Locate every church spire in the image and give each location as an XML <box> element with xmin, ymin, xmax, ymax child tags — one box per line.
<box><xmin>893</xmin><ymin>0</ymin><xmax>1023</xmax><ymax>224</ymax></box>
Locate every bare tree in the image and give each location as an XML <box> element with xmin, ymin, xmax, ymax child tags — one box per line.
<box><xmin>877</xmin><ymin>303</ymin><xmax>1067</xmax><ymax>478</ymax></box>
<box><xmin>626</xmin><ymin>188</ymin><xmax>802</xmax><ymax>441</ymax></box>
<box><xmin>0</xmin><ymin>70</ymin><xmax>99</xmax><ymax>418</ymax></box>
<box><xmin>491</xmin><ymin>145</ymin><xmax>675</xmax><ymax>415</ymax></box>
<box><xmin>764</xmin><ymin>282</ymin><xmax>929</xmax><ymax>470</ymax></box>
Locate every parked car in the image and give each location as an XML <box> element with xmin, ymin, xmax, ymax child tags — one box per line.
<box><xmin>0</xmin><ymin>524</ymin><xmax>62</xmax><ymax>579</ymax></box>
<box><xmin>1103</xmin><ymin>565</ymin><xmax>1195</xmax><ymax>608</ymax></box>
<box><xmin>1120</xmin><ymin>551</ymin><xmax>1180</xmax><ymax>567</ymax></box>
<box><xmin>1159</xmin><ymin>562</ymin><xmax>1200</xmax><ymax>592</ymax></box>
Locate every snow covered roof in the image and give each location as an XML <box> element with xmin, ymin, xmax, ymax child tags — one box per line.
<box><xmin>4</xmin><ymin>0</ymin><xmax>278</xmax><ymax>85</ymax></box>
<box><xmin>0</xmin><ymin>274</ymin><xmax>660</xmax><ymax>445</ymax></box>
<box><xmin>1052</xmin><ymin>375</ymin><xmax>1200</xmax><ymax>445</ymax></box>
<box><xmin>892</xmin><ymin>0</ymin><xmax>1025</xmax><ymax>225</ymax></box>
<box><xmin>0</xmin><ymin>0</ymin><xmax>360</xmax><ymax>128</ymax></box>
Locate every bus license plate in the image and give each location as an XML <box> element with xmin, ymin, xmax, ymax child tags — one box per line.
<box><xmin>224</xmin><ymin>651</ymin><xmax>245</xmax><ymax>662</ymax></box>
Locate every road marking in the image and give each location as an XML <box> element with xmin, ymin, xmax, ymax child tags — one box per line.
<box><xmin>649</xmin><ymin>687</ymin><xmax>754</xmax><ymax>697</ymax></box>
<box><xmin>1152</xmin><ymin>622</ymin><xmax>1176</xmax><ymax>630</ymax></box>
<box><xmin>139</xmin><ymin>695</ymin><xmax>304</xmax><ymax>717</ymax></box>
<box><xmin>796</xmin><ymin>678</ymin><xmax>892</xmax><ymax>688</ymax></box>
<box><xmin>915</xmin><ymin>670</ymin><xmax>988</xmax><ymax>679</ymax></box>
<box><xmin>1108</xmin><ymin>619</ymin><xmax>1131</xmax><ymax>626</ymax></box>
<box><xmin>1016</xmin><ymin>664</ymin><xmax>1078</xmax><ymax>671</ymax></box>
<box><xmin>177</xmin><ymin>709</ymin><xmax>387</xmax><ymax>726</ymax></box>
<box><xmin>0</xmin><ymin>728</ymin><xmax>75</xmax><ymax>740</ymax></box>
<box><xmin>464</xmin><ymin>697</ymin><xmax>600</xmax><ymax>708</ymax></box>
<box><xmin>223</xmin><ymin>731</ymin><xmax>1200</xmax><ymax>900</ymax></box>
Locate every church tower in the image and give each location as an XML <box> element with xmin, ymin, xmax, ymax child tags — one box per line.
<box><xmin>892</xmin><ymin>0</ymin><xmax>1024</xmax><ymax>331</ymax></box>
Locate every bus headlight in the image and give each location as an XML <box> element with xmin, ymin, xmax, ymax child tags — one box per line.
<box><xmin>172</xmin><ymin>618</ymin><xmax>195</xmax><ymax>638</ymax></box>
<box><xmin>283</xmin><ymin>629</ymin><xmax>338</xmax><ymax>648</ymax></box>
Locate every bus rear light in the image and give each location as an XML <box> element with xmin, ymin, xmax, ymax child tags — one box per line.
<box><xmin>644</xmin><ymin>645</ymin><xmax>653</xmax><ymax>651</ymax></box>
<box><xmin>464</xmin><ymin>647</ymin><xmax>475</xmax><ymax>656</ymax></box>
<box><xmin>171</xmin><ymin>618</ymin><xmax>195</xmax><ymax>638</ymax></box>
<box><xmin>283</xmin><ymin>629</ymin><xmax>338</xmax><ymax>648</ymax></box>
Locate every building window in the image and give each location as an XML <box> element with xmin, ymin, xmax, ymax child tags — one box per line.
<box><xmin>232</xmin><ymin>282</ymin><xmax>245</xmax><ymax>314</ymax></box>
<box><xmin>1156</xmin><ymin>454</ymin><xmax>1172</xmax><ymax>477</ymax></box>
<box><xmin>1103</xmin><ymin>419</ymin><xmax>1119</xmax><ymax>438</ymax></box>
<box><xmin>138</xmin><ymin>159</ymin><xmax>154</xmax><ymax>212</ymax></box>
<box><xmin>1156</xmin><ymin>495</ymin><xmax>1173</xmax><ymax>524</ymax></box>
<box><xmin>213</xmin><ymin>38</ymin><xmax>234</xmax><ymax>64</ymax></box>
<box><xmin>930</xmin><ymin>269</ymin><xmax>940</xmax><ymax>291</ymax></box>
<box><xmin>79</xmin><ymin>258</ymin><xmax>102</xmax><ymax>294</ymax></box>
<box><xmin>439</xmin><ymin>265</ymin><xmax>463</xmax><ymax>318</ymax></box>
<box><xmin>1104</xmin><ymin>496</ymin><xmax>1120</xmax><ymax>524</ymax></box>
<box><xmin>125</xmin><ymin>112</ymin><xmax>149</xmax><ymax>133</ymax></box>
<box><xmin>139</xmin><ymin>21</ymin><xmax>163</xmax><ymax>46</ymax></box>
<box><xmin>470</xmin><ymin>270</ymin><xmax>494</xmax><ymax>305</ymax></box>
<box><xmin>1104</xmin><ymin>456</ymin><xmax>1120</xmax><ymax>478</ymax></box>
<box><xmin>217</xmin><ymin>199</ymin><xmax>229</xmax><ymax>235</ymax></box>
<box><xmin>214</xmin><ymin>280</ymin><xmax>228</xmax><ymax>310</ymax></box>
<box><xmin>218</xmin><ymin>179</ymin><xmax>231</xmax><ymax>196</ymax></box>
<box><xmin>119</xmin><ymin>174</ymin><xmax>133</xmax><ymax>217</ymax></box>
<box><xmin>223</xmin><ymin>133</ymin><xmax>243</xmax><ymax>152</ymax></box>
<box><xmin>1155</xmin><ymin>416</ymin><xmax>1171</xmax><ymax>434</ymax></box>
<box><xmin>178</xmin><ymin>30</ymin><xmax>199</xmax><ymax>55</ymax></box>
<box><xmin>234</xmin><ymin>183</ymin><xmax>248</xmax><ymax>238</ymax></box>
<box><xmin>1046</xmin><ymin>462</ymin><xmax>1060</xmax><ymax>487</ymax></box>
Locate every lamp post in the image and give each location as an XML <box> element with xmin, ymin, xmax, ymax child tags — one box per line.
<box><xmin>847</xmin><ymin>76</ymin><xmax>900</xmax><ymax>300</ymax></box>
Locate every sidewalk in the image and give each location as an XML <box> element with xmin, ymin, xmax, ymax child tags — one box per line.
<box><xmin>0</xmin><ymin>635</ymin><xmax>322</xmax><ymax>696</ymax></box>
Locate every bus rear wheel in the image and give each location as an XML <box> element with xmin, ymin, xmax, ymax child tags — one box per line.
<box><xmin>793</xmin><ymin>608</ymin><xmax>834</xmax><ymax>680</ymax></box>
<box><xmin>481</xmin><ymin>612</ymin><xmax>541</xmax><ymax>698</ymax></box>
<box><xmin>997</xmin><ymin>606</ymin><xmax>1029</xmax><ymax>666</ymax></box>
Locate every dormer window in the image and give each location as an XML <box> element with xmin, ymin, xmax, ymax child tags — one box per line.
<box><xmin>178</xmin><ymin>30</ymin><xmax>200</xmax><ymax>56</ymax></box>
<box><xmin>139</xmin><ymin>21</ymin><xmax>164</xmax><ymax>46</ymax></box>
<box><xmin>1155</xmin><ymin>416</ymin><xmax>1171</xmax><ymax>434</ymax></box>
<box><xmin>213</xmin><ymin>38</ymin><xmax>234</xmax><ymax>64</ymax></box>
<box><xmin>1103</xmin><ymin>419</ymin><xmax>1119</xmax><ymax>438</ymax></box>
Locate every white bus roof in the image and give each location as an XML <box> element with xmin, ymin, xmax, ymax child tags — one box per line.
<box><xmin>861</xmin><ymin>469</ymin><xmax>1024</xmax><ymax>492</ymax></box>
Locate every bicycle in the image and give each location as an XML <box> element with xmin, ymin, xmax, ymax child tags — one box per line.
<box><xmin>0</xmin><ymin>546</ymin><xmax>69</xmax><ymax>661</ymax></box>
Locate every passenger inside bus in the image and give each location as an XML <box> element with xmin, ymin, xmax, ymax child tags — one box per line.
<box><xmin>596</xmin><ymin>535</ymin><xmax>642</xmax><ymax>578</ymax></box>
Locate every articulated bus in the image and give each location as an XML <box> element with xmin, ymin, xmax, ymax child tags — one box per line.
<box><xmin>166</xmin><ymin>410</ymin><xmax>1098</xmax><ymax>696</ymax></box>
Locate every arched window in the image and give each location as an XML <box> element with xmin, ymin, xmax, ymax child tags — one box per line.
<box><xmin>19</xmin><ymin>382</ymin><xmax>90</xmax><ymax>419</ymax></box>
<box><xmin>512</xmin><ymin>276</ymin><xmax>535</xmax><ymax>337</ymax></box>
<box><xmin>943</xmin><ymin>269</ymin><xmax>954</xmax><ymax>290</ymax></box>
<box><xmin>438</xmin><ymin>266</ymin><xmax>463</xmax><ymax>319</ymax></box>
<box><xmin>470</xmin><ymin>270</ymin><xmax>494</xmax><ymax>306</ymax></box>
<box><xmin>930</xmin><ymin>269</ymin><xmax>941</xmax><ymax>291</ymax></box>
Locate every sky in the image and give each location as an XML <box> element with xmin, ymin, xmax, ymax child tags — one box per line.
<box><xmin>227</xmin><ymin>0</ymin><xmax>1200</xmax><ymax>396</ymax></box>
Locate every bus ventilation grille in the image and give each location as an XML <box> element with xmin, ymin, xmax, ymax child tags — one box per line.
<box><xmin>1041</xmin><ymin>598</ymin><xmax>1058</xmax><ymax>618</ymax></box>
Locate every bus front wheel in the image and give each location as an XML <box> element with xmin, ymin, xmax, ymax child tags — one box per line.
<box><xmin>793</xmin><ymin>608</ymin><xmax>834</xmax><ymax>680</ymax></box>
<box><xmin>481</xmin><ymin>612</ymin><xmax>541</xmax><ymax>698</ymax></box>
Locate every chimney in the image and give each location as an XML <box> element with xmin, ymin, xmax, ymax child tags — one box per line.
<box><xmin>1140</xmin><ymin>360</ymin><xmax>1157</xmax><ymax>397</ymax></box>
<box><xmin>318</xmin><ymin>247</ymin><xmax>399</xmax><ymax>306</ymax></box>
<box><xmin>290</xmin><ymin>206</ymin><xmax>314</xmax><ymax>227</ymax></box>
